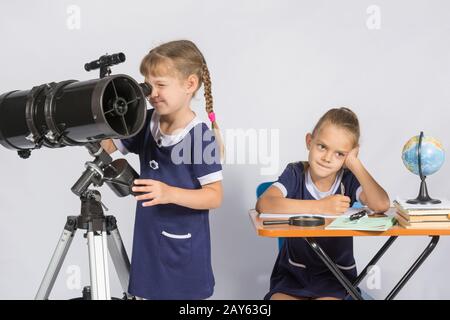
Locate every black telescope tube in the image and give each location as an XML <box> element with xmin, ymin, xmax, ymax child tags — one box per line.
<box><xmin>0</xmin><ymin>74</ymin><xmax>147</xmax><ymax>158</ymax></box>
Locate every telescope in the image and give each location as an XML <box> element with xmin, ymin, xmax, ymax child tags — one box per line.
<box><xmin>0</xmin><ymin>52</ymin><xmax>153</xmax><ymax>199</ymax></box>
<box><xmin>0</xmin><ymin>53</ymin><xmax>152</xmax><ymax>299</ymax></box>
<box><xmin>0</xmin><ymin>52</ymin><xmax>150</xmax><ymax>159</ymax></box>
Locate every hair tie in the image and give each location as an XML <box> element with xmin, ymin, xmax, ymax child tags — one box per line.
<box><xmin>208</xmin><ymin>112</ymin><xmax>216</xmax><ymax>123</ymax></box>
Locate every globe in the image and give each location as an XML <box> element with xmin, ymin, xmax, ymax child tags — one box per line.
<box><xmin>402</xmin><ymin>134</ymin><xmax>445</xmax><ymax>177</ymax></box>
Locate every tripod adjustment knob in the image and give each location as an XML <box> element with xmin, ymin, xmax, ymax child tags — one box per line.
<box><xmin>85</xmin><ymin>190</ymin><xmax>109</xmax><ymax>211</ymax></box>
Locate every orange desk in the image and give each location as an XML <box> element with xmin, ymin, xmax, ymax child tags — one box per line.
<box><xmin>249</xmin><ymin>209</ymin><xmax>450</xmax><ymax>237</ymax></box>
<box><xmin>249</xmin><ymin>209</ymin><xmax>447</xmax><ymax>300</ymax></box>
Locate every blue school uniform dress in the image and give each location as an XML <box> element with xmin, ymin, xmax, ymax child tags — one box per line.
<box><xmin>265</xmin><ymin>162</ymin><xmax>363</xmax><ymax>299</ymax></box>
<box><xmin>113</xmin><ymin>108</ymin><xmax>222</xmax><ymax>300</ymax></box>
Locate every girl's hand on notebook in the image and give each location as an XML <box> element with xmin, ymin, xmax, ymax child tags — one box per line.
<box><xmin>318</xmin><ymin>194</ymin><xmax>351</xmax><ymax>214</ymax></box>
<box><xmin>132</xmin><ymin>179</ymin><xmax>174</xmax><ymax>206</ymax></box>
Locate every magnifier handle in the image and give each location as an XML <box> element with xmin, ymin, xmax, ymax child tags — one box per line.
<box><xmin>263</xmin><ymin>220</ymin><xmax>289</xmax><ymax>225</ymax></box>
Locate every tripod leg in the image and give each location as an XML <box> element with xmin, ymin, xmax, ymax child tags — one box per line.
<box><xmin>35</xmin><ymin>216</ymin><xmax>77</xmax><ymax>300</ymax></box>
<box><xmin>106</xmin><ymin>216</ymin><xmax>132</xmax><ymax>298</ymax></box>
<box><xmin>87</xmin><ymin>221</ymin><xmax>111</xmax><ymax>300</ymax></box>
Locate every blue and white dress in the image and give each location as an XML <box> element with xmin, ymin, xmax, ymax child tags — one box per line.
<box><xmin>114</xmin><ymin>108</ymin><xmax>223</xmax><ymax>300</ymax></box>
<box><xmin>265</xmin><ymin>162</ymin><xmax>363</xmax><ymax>299</ymax></box>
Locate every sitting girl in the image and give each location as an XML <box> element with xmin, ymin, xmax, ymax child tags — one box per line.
<box><xmin>256</xmin><ymin>107</ymin><xmax>390</xmax><ymax>300</ymax></box>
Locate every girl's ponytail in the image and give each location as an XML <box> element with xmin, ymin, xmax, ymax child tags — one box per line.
<box><xmin>202</xmin><ymin>63</ymin><xmax>225</xmax><ymax>161</ymax></box>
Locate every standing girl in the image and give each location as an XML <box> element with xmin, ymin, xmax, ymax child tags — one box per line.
<box><xmin>102</xmin><ymin>40</ymin><xmax>223</xmax><ymax>299</ymax></box>
<box><xmin>256</xmin><ymin>107</ymin><xmax>390</xmax><ymax>300</ymax></box>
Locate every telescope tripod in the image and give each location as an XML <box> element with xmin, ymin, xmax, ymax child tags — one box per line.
<box><xmin>35</xmin><ymin>190</ymin><xmax>133</xmax><ymax>300</ymax></box>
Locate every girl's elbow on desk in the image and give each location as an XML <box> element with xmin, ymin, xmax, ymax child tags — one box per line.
<box><xmin>360</xmin><ymin>191</ymin><xmax>390</xmax><ymax>212</ymax></box>
<box><xmin>366</xmin><ymin>198</ymin><xmax>391</xmax><ymax>213</ymax></box>
<box><xmin>255</xmin><ymin>199</ymin><xmax>264</xmax><ymax>213</ymax></box>
<box><xmin>255</xmin><ymin>197</ymin><xmax>277</xmax><ymax>213</ymax></box>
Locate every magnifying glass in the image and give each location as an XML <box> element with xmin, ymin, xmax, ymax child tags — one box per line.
<box><xmin>263</xmin><ymin>215</ymin><xmax>325</xmax><ymax>227</ymax></box>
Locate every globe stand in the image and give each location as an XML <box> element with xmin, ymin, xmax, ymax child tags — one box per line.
<box><xmin>407</xmin><ymin>177</ymin><xmax>441</xmax><ymax>204</ymax></box>
<box><xmin>406</xmin><ymin>131</ymin><xmax>441</xmax><ymax>205</ymax></box>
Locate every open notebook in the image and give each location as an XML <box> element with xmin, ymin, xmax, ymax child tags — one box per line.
<box><xmin>325</xmin><ymin>214</ymin><xmax>397</xmax><ymax>231</ymax></box>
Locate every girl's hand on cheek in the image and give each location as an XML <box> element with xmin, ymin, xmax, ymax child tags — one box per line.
<box><xmin>344</xmin><ymin>146</ymin><xmax>360</xmax><ymax>170</ymax></box>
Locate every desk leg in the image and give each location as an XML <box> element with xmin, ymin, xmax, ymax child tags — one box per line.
<box><xmin>305</xmin><ymin>238</ymin><xmax>364</xmax><ymax>300</ymax></box>
<box><xmin>385</xmin><ymin>235</ymin><xmax>439</xmax><ymax>300</ymax></box>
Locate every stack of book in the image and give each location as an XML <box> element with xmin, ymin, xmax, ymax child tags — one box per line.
<box><xmin>394</xmin><ymin>197</ymin><xmax>450</xmax><ymax>229</ymax></box>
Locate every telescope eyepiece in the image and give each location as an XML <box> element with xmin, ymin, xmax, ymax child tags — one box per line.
<box><xmin>139</xmin><ymin>82</ymin><xmax>152</xmax><ymax>97</ymax></box>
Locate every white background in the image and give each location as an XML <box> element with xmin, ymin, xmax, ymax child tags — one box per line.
<box><xmin>0</xmin><ymin>0</ymin><xmax>449</xmax><ymax>299</ymax></box>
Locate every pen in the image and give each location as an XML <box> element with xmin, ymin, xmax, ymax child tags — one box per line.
<box><xmin>340</xmin><ymin>182</ymin><xmax>345</xmax><ymax>196</ymax></box>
